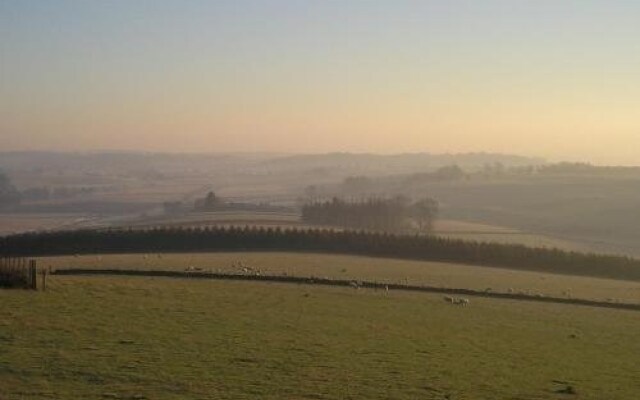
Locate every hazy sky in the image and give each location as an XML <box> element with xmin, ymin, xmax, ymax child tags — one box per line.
<box><xmin>2</xmin><ymin>1</ymin><xmax>640</xmax><ymax>164</ymax></box>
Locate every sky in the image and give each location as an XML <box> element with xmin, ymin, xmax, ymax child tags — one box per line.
<box><xmin>1</xmin><ymin>0</ymin><xmax>640</xmax><ymax>164</ymax></box>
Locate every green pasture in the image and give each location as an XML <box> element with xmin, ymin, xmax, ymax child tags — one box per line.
<box><xmin>1</xmin><ymin>276</ymin><xmax>639</xmax><ymax>399</ymax></box>
<box><xmin>39</xmin><ymin>252</ymin><xmax>640</xmax><ymax>304</ymax></box>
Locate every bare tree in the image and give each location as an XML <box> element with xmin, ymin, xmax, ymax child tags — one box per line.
<box><xmin>411</xmin><ymin>198</ymin><xmax>439</xmax><ymax>233</ymax></box>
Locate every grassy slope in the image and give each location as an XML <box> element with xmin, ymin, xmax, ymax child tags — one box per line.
<box><xmin>40</xmin><ymin>252</ymin><xmax>640</xmax><ymax>304</ymax></box>
<box><xmin>1</xmin><ymin>276</ymin><xmax>639</xmax><ymax>400</ymax></box>
<box><xmin>422</xmin><ymin>176</ymin><xmax>640</xmax><ymax>256</ymax></box>
<box><xmin>433</xmin><ymin>219</ymin><xmax>589</xmax><ymax>252</ymax></box>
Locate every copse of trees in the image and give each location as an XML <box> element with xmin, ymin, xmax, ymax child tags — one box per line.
<box><xmin>194</xmin><ymin>191</ymin><xmax>223</xmax><ymax>211</ymax></box>
<box><xmin>302</xmin><ymin>197</ymin><xmax>438</xmax><ymax>233</ymax></box>
<box><xmin>4</xmin><ymin>226</ymin><xmax>640</xmax><ymax>282</ymax></box>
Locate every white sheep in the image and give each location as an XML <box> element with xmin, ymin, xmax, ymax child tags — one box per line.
<box><xmin>444</xmin><ymin>296</ymin><xmax>469</xmax><ymax>306</ymax></box>
<box><xmin>457</xmin><ymin>298</ymin><xmax>470</xmax><ymax>306</ymax></box>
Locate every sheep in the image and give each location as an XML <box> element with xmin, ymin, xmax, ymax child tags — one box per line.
<box><xmin>444</xmin><ymin>296</ymin><xmax>469</xmax><ymax>306</ymax></box>
<box><xmin>349</xmin><ymin>280</ymin><xmax>360</xmax><ymax>290</ymax></box>
<box><xmin>457</xmin><ymin>298</ymin><xmax>470</xmax><ymax>306</ymax></box>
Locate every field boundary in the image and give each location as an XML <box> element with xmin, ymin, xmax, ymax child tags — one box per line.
<box><xmin>51</xmin><ymin>268</ymin><xmax>640</xmax><ymax>312</ymax></box>
<box><xmin>5</xmin><ymin>226</ymin><xmax>640</xmax><ymax>282</ymax></box>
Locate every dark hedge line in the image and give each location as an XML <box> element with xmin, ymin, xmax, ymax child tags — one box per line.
<box><xmin>1</xmin><ymin>226</ymin><xmax>640</xmax><ymax>281</ymax></box>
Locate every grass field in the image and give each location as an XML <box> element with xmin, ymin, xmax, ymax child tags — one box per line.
<box><xmin>433</xmin><ymin>220</ymin><xmax>590</xmax><ymax>252</ymax></box>
<box><xmin>1</xmin><ymin>275</ymin><xmax>639</xmax><ymax>399</ymax></box>
<box><xmin>129</xmin><ymin>211</ymin><xmax>302</xmax><ymax>229</ymax></box>
<box><xmin>39</xmin><ymin>252</ymin><xmax>640</xmax><ymax>304</ymax></box>
<box><xmin>0</xmin><ymin>213</ymin><xmax>88</xmax><ymax>236</ymax></box>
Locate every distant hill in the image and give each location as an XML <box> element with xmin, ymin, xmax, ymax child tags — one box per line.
<box><xmin>0</xmin><ymin>151</ymin><xmax>277</xmax><ymax>175</ymax></box>
<box><xmin>260</xmin><ymin>152</ymin><xmax>545</xmax><ymax>176</ymax></box>
<box><xmin>0</xmin><ymin>151</ymin><xmax>544</xmax><ymax>182</ymax></box>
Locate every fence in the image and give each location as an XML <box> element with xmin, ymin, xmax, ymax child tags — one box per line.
<box><xmin>0</xmin><ymin>258</ymin><xmax>38</xmax><ymax>289</ymax></box>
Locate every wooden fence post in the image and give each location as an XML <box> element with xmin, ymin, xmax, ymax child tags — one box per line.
<box><xmin>29</xmin><ymin>259</ymin><xmax>37</xmax><ymax>290</ymax></box>
<box><xmin>41</xmin><ymin>267</ymin><xmax>47</xmax><ymax>291</ymax></box>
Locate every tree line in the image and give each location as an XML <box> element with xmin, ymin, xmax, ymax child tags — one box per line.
<box><xmin>2</xmin><ymin>226</ymin><xmax>640</xmax><ymax>281</ymax></box>
<box><xmin>301</xmin><ymin>197</ymin><xmax>438</xmax><ymax>233</ymax></box>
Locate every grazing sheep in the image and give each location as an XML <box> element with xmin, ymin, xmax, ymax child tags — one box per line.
<box><xmin>444</xmin><ymin>296</ymin><xmax>469</xmax><ymax>306</ymax></box>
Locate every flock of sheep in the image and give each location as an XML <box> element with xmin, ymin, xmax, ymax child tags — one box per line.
<box><xmin>76</xmin><ymin>254</ymin><xmax>615</xmax><ymax>306</ymax></box>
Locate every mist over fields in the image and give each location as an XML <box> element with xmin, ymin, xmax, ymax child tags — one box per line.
<box><xmin>5</xmin><ymin>1</ymin><xmax>640</xmax><ymax>398</ymax></box>
<box><xmin>1</xmin><ymin>150</ymin><xmax>638</xmax><ymax>257</ymax></box>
